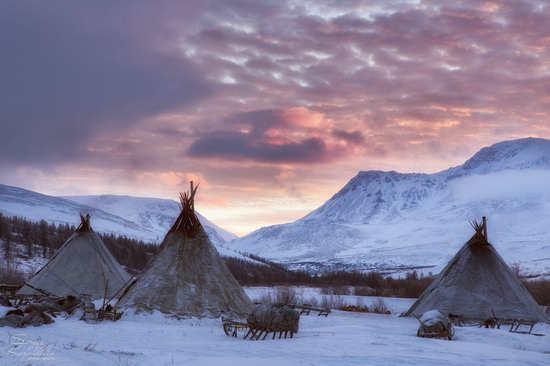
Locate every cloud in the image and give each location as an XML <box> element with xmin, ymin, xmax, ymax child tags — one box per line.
<box><xmin>188</xmin><ymin>131</ymin><xmax>335</xmax><ymax>163</ymax></box>
<box><xmin>0</xmin><ymin>1</ymin><xmax>210</xmax><ymax>164</ymax></box>
<box><xmin>332</xmin><ymin>129</ymin><xmax>365</xmax><ymax>145</ymax></box>
<box><xmin>187</xmin><ymin>107</ymin><xmax>361</xmax><ymax>164</ymax></box>
<box><xmin>449</xmin><ymin>170</ymin><xmax>550</xmax><ymax>202</ymax></box>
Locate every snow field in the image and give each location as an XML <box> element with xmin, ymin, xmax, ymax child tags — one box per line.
<box><xmin>1</xmin><ymin>287</ymin><xmax>548</xmax><ymax>365</ymax></box>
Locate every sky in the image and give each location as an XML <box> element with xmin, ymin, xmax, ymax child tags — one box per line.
<box><xmin>1</xmin><ymin>0</ymin><xmax>550</xmax><ymax>236</ymax></box>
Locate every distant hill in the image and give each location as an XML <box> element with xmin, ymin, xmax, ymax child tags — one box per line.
<box><xmin>0</xmin><ymin>184</ymin><xmax>238</xmax><ymax>252</ymax></box>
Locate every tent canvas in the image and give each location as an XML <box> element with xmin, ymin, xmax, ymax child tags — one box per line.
<box><xmin>17</xmin><ymin>214</ymin><xmax>131</xmax><ymax>299</ymax></box>
<box><xmin>117</xmin><ymin>183</ymin><xmax>253</xmax><ymax>318</ymax></box>
<box><xmin>404</xmin><ymin>218</ymin><xmax>549</xmax><ymax>324</ymax></box>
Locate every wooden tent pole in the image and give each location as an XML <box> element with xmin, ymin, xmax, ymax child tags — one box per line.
<box><xmin>190</xmin><ymin>181</ymin><xmax>194</xmax><ymax>213</ymax></box>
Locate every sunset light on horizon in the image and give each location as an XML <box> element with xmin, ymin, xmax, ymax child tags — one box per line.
<box><xmin>2</xmin><ymin>1</ymin><xmax>550</xmax><ymax>235</ymax></box>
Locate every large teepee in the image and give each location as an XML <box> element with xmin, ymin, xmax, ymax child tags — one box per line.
<box><xmin>18</xmin><ymin>214</ymin><xmax>131</xmax><ymax>299</ymax></box>
<box><xmin>117</xmin><ymin>182</ymin><xmax>253</xmax><ymax>318</ymax></box>
<box><xmin>404</xmin><ymin>218</ymin><xmax>549</xmax><ymax>324</ymax></box>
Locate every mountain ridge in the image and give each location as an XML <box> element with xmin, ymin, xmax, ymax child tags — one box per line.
<box><xmin>0</xmin><ymin>184</ymin><xmax>237</xmax><ymax>247</ymax></box>
<box><xmin>230</xmin><ymin>137</ymin><xmax>550</xmax><ymax>276</ymax></box>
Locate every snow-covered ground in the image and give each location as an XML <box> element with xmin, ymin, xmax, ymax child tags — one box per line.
<box><xmin>245</xmin><ymin>286</ymin><xmax>415</xmax><ymax>315</ymax></box>
<box><xmin>1</xmin><ymin>288</ymin><xmax>549</xmax><ymax>365</ymax></box>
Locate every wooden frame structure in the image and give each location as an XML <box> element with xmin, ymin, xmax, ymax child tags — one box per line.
<box><xmin>222</xmin><ymin>318</ymin><xmax>296</xmax><ymax>340</ymax></box>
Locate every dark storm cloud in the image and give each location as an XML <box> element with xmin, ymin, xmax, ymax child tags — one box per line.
<box><xmin>187</xmin><ymin>107</ymin><xmax>348</xmax><ymax>163</ymax></box>
<box><xmin>332</xmin><ymin>129</ymin><xmax>365</xmax><ymax>145</ymax></box>
<box><xmin>188</xmin><ymin>131</ymin><xmax>334</xmax><ymax>163</ymax></box>
<box><xmin>0</xmin><ymin>1</ymin><xmax>209</xmax><ymax>164</ymax></box>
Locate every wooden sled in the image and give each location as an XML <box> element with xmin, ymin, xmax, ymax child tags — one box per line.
<box><xmin>253</xmin><ymin>302</ymin><xmax>331</xmax><ymax>317</ymax></box>
<box><xmin>491</xmin><ymin>319</ymin><xmax>543</xmax><ymax>336</ymax></box>
<box><xmin>413</xmin><ymin>313</ymin><xmax>454</xmax><ymax>340</ymax></box>
<box><xmin>416</xmin><ymin>327</ymin><xmax>454</xmax><ymax>340</ymax></box>
<box><xmin>80</xmin><ymin>294</ymin><xmax>123</xmax><ymax>324</ymax></box>
<box><xmin>292</xmin><ymin>304</ymin><xmax>331</xmax><ymax>317</ymax></box>
<box><xmin>222</xmin><ymin>318</ymin><xmax>295</xmax><ymax>340</ymax></box>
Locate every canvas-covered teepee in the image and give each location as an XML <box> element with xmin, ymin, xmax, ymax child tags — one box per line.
<box><xmin>117</xmin><ymin>182</ymin><xmax>253</xmax><ymax>318</ymax></box>
<box><xmin>404</xmin><ymin>218</ymin><xmax>549</xmax><ymax>324</ymax></box>
<box><xmin>18</xmin><ymin>214</ymin><xmax>131</xmax><ymax>299</ymax></box>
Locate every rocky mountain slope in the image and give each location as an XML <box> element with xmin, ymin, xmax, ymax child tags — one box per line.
<box><xmin>231</xmin><ymin>138</ymin><xmax>550</xmax><ymax>276</ymax></box>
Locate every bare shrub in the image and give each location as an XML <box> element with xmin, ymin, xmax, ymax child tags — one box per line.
<box><xmin>510</xmin><ymin>262</ymin><xmax>522</xmax><ymax>278</ymax></box>
<box><xmin>523</xmin><ymin>279</ymin><xmax>550</xmax><ymax>306</ymax></box>
<box><xmin>0</xmin><ymin>259</ymin><xmax>28</xmax><ymax>285</ymax></box>
<box><xmin>258</xmin><ymin>291</ymin><xmax>274</xmax><ymax>304</ymax></box>
<box><xmin>370</xmin><ymin>297</ymin><xmax>391</xmax><ymax>314</ymax></box>
<box><xmin>320</xmin><ymin>294</ymin><xmax>345</xmax><ymax>309</ymax></box>
<box><xmin>332</xmin><ymin>294</ymin><xmax>345</xmax><ymax>308</ymax></box>
<box><xmin>320</xmin><ymin>285</ymin><xmax>350</xmax><ymax>295</ymax></box>
<box><xmin>303</xmin><ymin>295</ymin><xmax>319</xmax><ymax>307</ymax></box>
<box><xmin>355</xmin><ymin>296</ymin><xmax>365</xmax><ymax>308</ymax></box>
<box><xmin>320</xmin><ymin>295</ymin><xmax>331</xmax><ymax>310</ymax></box>
<box><xmin>275</xmin><ymin>286</ymin><xmax>299</xmax><ymax>304</ymax></box>
<box><xmin>259</xmin><ymin>286</ymin><xmax>301</xmax><ymax>305</ymax></box>
<box><xmin>354</xmin><ymin>286</ymin><xmax>374</xmax><ymax>296</ymax></box>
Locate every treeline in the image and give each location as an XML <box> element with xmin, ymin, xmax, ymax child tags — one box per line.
<box><xmin>0</xmin><ymin>214</ymin><xmax>435</xmax><ymax>297</ymax></box>
<box><xmin>0</xmin><ymin>214</ymin><xmax>157</xmax><ymax>273</ymax></box>
<box><xmin>225</xmin><ymin>259</ymin><xmax>550</xmax><ymax>304</ymax></box>
<box><xmin>1</xmin><ymin>214</ymin><xmax>549</xmax><ymax>304</ymax></box>
<box><xmin>524</xmin><ymin>280</ymin><xmax>550</xmax><ymax>306</ymax></box>
<box><xmin>223</xmin><ymin>256</ymin><xmax>312</xmax><ymax>286</ymax></box>
<box><xmin>224</xmin><ymin>256</ymin><xmax>433</xmax><ymax>298</ymax></box>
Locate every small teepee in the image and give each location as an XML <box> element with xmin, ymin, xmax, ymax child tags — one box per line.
<box><xmin>18</xmin><ymin>214</ymin><xmax>131</xmax><ymax>299</ymax></box>
<box><xmin>117</xmin><ymin>182</ymin><xmax>253</xmax><ymax>318</ymax></box>
<box><xmin>404</xmin><ymin>217</ymin><xmax>549</xmax><ymax>324</ymax></box>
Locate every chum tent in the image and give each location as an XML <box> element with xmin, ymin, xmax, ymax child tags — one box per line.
<box><xmin>17</xmin><ymin>214</ymin><xmax>131</xmax><ymax>299</ymax></box>
<box><xmin>404</xmin><ymin>218</ymin><xmax>549</xmax><ymax>324</ymax></box>
<box><xmin>117</xmin><ymin>182</ymin><xmax>253</xmax><ymax>318</ymax></box>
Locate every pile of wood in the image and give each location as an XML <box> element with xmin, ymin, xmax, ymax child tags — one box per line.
<box><xmin>0</xmin><ymin>295</ymin><xmax>81</xmax><ymax>328</ymax></box>
<box><xmin>169</xmin><ymin>182</ymin><xmax>201</xmax><ymax>237</ymax></box>
<box><xmin>0</xmin><ymin>283</ymin><xmax>21</xmax><ymax>306</ymax></box>
<box><xmin>1</xmin><ymin>308</ymin><xmax>54</xmax><ymax>327</ymax></box>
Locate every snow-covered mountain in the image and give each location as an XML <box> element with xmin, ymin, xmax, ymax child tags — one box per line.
<box><xmin>231</xmin><ymin>138</ymin><xmax>550</xmax><ymax>276</ymax></box>
<box><xmin>63</xmin><ymin>195</ymin><xmax>237</xmax><ymax>245</ymax></box>
<box><xmin>0</xmin><ymin>185</ymin><xmax>236</xmax><ymax>247</ymax></box>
